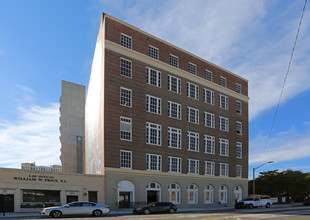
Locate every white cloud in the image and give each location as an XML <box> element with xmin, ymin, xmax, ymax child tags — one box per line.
<box><xmin>0</xmin><ymin>103</ymin><xmax>61</xmax><ymax>168</ymax></box>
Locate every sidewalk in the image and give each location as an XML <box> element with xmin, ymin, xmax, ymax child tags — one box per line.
<box><xmin>0</xmin><ymin>203</ymin><xmax>306</xmax><ymax>219</ymax></box>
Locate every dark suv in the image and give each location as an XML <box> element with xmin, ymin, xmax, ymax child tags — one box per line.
<box><xmin>133</xmin><ymin>202</ymin><xmax>177</xmax><ymax>215</ymax></box>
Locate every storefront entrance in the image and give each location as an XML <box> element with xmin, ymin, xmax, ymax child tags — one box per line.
<box><xmin>0</xmin><ymin>194</ymin><xmax>14</xmax><ymax>212</ymax></box>
<box><xmin>118</xmin><ymin>180</ymin><xmax>135</xmax><ymax>209</ymax></box>
<box><xmin>66</xmin><ymin>195</ymin><xmax>78</xmax><ymax>204</ymax></box>
<box><xmin>119</xmin><ymin>192</ymin><xmax>130</xmax><ymax>208</ymax></box>
<box><xmin>146</xmin><ymin>182</ymin><xmax>161</xmax><ymax>203</ymax></box>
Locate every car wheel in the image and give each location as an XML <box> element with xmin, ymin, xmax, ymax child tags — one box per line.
<box><xmin>169</xmin><ymin>208</ymin><xmax>175</xmax><ymax>214</ymax></box>
<box><xmin>92</xmin><ymin>209</ymin><xmax>103</xmax><ymax>217</ymax></box>
<box><xmin>51</xmin><ymin>210</ymin><xmax>62</xmax><ymax>218</ymax></box>
<box><xmin>249</xmin><ymin>204</ymin><xmax>254</xmax><ymax>209</ymax></box>
<box><xmin>266</xmin><ymin>203</ymin><xmax>271</xmax><ymax>208</ymax></box>
<box><xmin>144</xmin><ymin>209</ymin><xmax>151</xmax><ymax>215</ymax></box>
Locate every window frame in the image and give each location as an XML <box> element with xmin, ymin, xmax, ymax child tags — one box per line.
<box><xmin>168</xmin><ymin>156</ymin><xmax>182</xmax><ymax>173</ymax></box>
<box><xmin>236</xmin><ymin>101</ymin><xmax>242</xmax><ymax>114</ymax></box>
<box><xmin>204</xmin><ymin>161</ymin><xmax>215</xmax><ymax>176</ymax></box>
<box><xmin>188</xmin><ymin>62</ymin><xmax>197</xmax><ymax>75</ymax></box>
<box><xmin>187</xmin><ymin>131</ymin><xmax>199</xmax><ymax>152</ymax></box>
<box><xmin>148</xmin><ymin>45</ymin><xmax>159</xmax><ymax>60</ymax></box>
<box><xmin>146</xmin><ymin>153</ymin><xmax>162</xmax><ymax>171</ymax></box>
<box><xmin>146</xmin><ymin>94</ymin><xmax>161</xmax><ymax>115</ymax></box>
<box><xmin>120</xmin><ymin>117</ymin><xmax>132</xmax><ymax>141</ymax></box>
<box><xmin>204</xmin><ymin>112</ymin><xmax>215</xmax><ymax>128</ymax></box>
<box><xmin>187</xmin><ymin>159</ymin><xmax>199</xmax><ymax>175</ymax></box>
<box><xmin>146</xmin><ymin>122</ymin><xmax>162</xmax><ymax>146</ymax></box>
<box><xmin>219</xmin><ymin>94</ymin><xmax>229</xmax><ymax>110</ymax></box>
<box><xmin>236</xmin><ymin>142</ymin><xmax>242</xmax><ymax>159</ymax></box>
<box><xmin>120</xmin><ymin>87</ymin><xmax>132</xmax><ymax>107</ymax></box>
<box><xmin>236</xmin><ymin>121</ymin><xmax>242</xmax><ymax>135</ymax></box>
<box><xmin>205</xmin><ymin>70</ymin><xmax>213</xmax><ymax>81</ymax></box>
<box><xmin>187</xmin><ymin>82</ymin><xmax>199</xmax><ymax>100</ymax></box>
<box><xmin>168</xmin><ymin>75</ymin><xmax>181</xmax><ymax>94</ymax></box>
<box><xmin>236</xmin><ymin>83</ymin><xmax>242</xmax><ymax>94</ymax></box>
<box><xmin>146</xmin><ymin>67</ymin><xmax>161</xmax><ymax>87</ymax></box>
<box><xmin>219</xmin><ymin>116</ymin><xmax>229</xmax><ymax>132</ymax></box>
<box><xmin>204</xmin><ymin>88</ymin><xmax>214</xmax><ymax>105</ymax></box>
<box><xmin>204</xmin><ymin>135</ymin><xmax>215</xmax><ymax>154</ymax></box>
<box><xmin>236</xmin><ymin>165</ymin><xmax>242</xmax><ymax>178</ymax></box>
<box><xmin>120</xmin><ymin>57</ymin><xmax>132</xmax><ymax>78</ymax></box>
<box><xmin>220</xmin><ymin>163</ymin><xmax>229</xmax><ymax>177</ymax></box>
<box><xmin>120</xmin><ymin>33</ymin><xmax>132</xmax><ymax>49</ymax></box>
<box><xmin>219</xmin><ymin>138</ymin><xmax>229</xmax><ymax>157</ymax></box>
<box><xmin>120</xmin><ymin>150</ymin><xmax>132</xmax><ymax>169</ymax></box>
<box><xmin>187</xmin><ymin>106</ymin><xmax>199</xmax><ymax>124</ymax></box>
<box><xmin>168</xmin><ymin>127</ymin><xmax>182</xmax><ymax>149</ymax></box>
<box><xmin>169</xmin><ymin>54</ymin><xmax>179</xmax><ymax>68</ymax></box>
<box><xmin>220</xmin><ymin>76</ymin><xmax>227</xmax><ymax>87</ymax></box>
<box><xmin>168</xmin><ymin>101</ymin><xmax>182</xmax><ymax>120</ymax></box>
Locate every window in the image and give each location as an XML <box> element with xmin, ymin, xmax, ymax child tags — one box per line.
<box><xmin>205</xmin><ymin>70</ymin><xmax>212</xmax><ymax>81</ymax></box>
<box><xmin>189</xmin><ymin>63</ymin><xmax>197</xmax><ymax>75</ymax></box>
<box><xmin>168</xmin><ymin>156</ymin><xmax>182</xmax><ymax>173</ymax></box>
<box><xmin>204</xmin><ymin>89</ymin><xmax>214</xmax><ymax>105</ymax></box>
<box><xmin>219</xmin><ymin>185</ymin><xmax>228</xmax><ymax>203</ymax></box>
<box><xmin>187</xmin><ymin>159</ymin><xmax>199</xmax><ymax>174</ymax></box>
<box><xmin>120</xmin><ymin>117</ymin><xmax>132</xmax><ymax>141</ymax></box>
<box><xmin>204</xmin><ymin>161</ymin><xmax>215</xmax><ymax>176</ymax></box>
<box><xmin>146</xmin><ymin>122</ymin><xmax>161</xmax><ymax>146</ymax></box>
<box><xmin>187</xmin><ymin>82</ymin><xmax>199</xmax><ymax>99</ymax></box>
<box><xmin>22</xmin><ymin>189</ymin><xmax>60</xmax><ymax>202</ymax></box>
<box><xmin>219</xmin><ymin>138</ymin><xmax>229</xmax><ymax>156</ymax></box>
<box><xmin>168</xmin><ymin>101</ymin><xmax>181</xmax><ymax>119</ymax></box>
<box><xmin>120</xmin><ymin>150</ymin><xmax>132</xmax><ymax>169</ymax></box>
<box><xmin>220</xmin><ymin>76</ymin><xmax>227</xmax><ymax>87</ymax></box>
<box><xmin>146</xmin><ymin>154</ymin><xmax>161</xmax><ymax>171</ymax></box>
<box><xmin>120</xmin><ymin>58</ymin><xmax>132</xmax><ymax>78</ymax></box>
<box><xmin>236</xmin><ymin>165</ymin><xmax>242</xmax><ymax>178</ymax></box>
<box><xmin>187</xmin><ymin>184</ymin><xmax>198</xmax><ymax>204</ymax></box>
<box><xmin>120</xmin><ymin>33</ymin><xmax>132</xmax><ymax>49</ymax></box>
<box><xmin>187</xmin><ymin>107</ymin><xmax>199</xmax><ymax>124</ymax></box>
<box><xmin>204</xmin><ymin>135</ymin><xmax>215</xmax><ymax>154</ymax></box>
<box><xmin>219</xmin><ymin>94</ymin><xmax>229</xmax><ymax>110</ymax></box>
<box><xmin>120</xmin><ymin>87</ymin><xmax>132</xmax><ymax>107</ymax></box>
<box><xmin>170</xmin><ymin>54</ymin><xmax>179</xmax><ymax>68</ymax></box>
<box><xmin>168</xmin><ymin>75</ymin><xmax>181</xmax><ymax>94</ymax></box>
<box><xmin>236</xmin><ymin>142</ymin><xmax>242</xmax><ymax>159</ymax></box>
<box><xmin>149</xmin><ymin>45</ymin><xmax>159</xmax><ymax>60</ymax></box>
<box><xmin>220</xmin><ymin>163</ymin><xmax>229</xmax><ymax>177</ymax></box>
<box><xmin>168</xmin><ymin>127</ymin><xmax>182</xmax><ymax>149</ymax></box>
<box><xmin>187</xmin><ymin>131</ymin><xmax>199</xmax><ymax>152</ymax></box>
<box><xmin>204</xmin><ymin>185</ymin><xmax>214</xmax><ymax>204</ymax></box>
<box><xmin>168</xmin><ymin>183</ymin><xmax>181</xmax><ymax>204</ymax></box>
<box><xmin>236</xmin><ymin>121</ymin><xmax>242</xmax><ymax>135</ymax></box>
<box><xmin>219</xmin><ymin>116</ymin><xmax>229</xmax><ymax>131</ymax></box>
<box><xmin>236</xmin><ymin>83</ymin><xmax>242</xmax><ymax>94</ymax></box>
<box><xmin>204</xmin><ymin>112</ymin><xmax>215</xmax><ymax>128</ymax></box>
<box><xmin>146</xmin><ymin>95</ymin><xmax>161</xmax><ymax>114</ymax></box>
<box><xmin>236</xmin><ymin>101</ymin><xmax>242</xmax><ymax>114</ymax></box>
<box><xmin>146</xmin><ymin>67</ymin><xmax>161</xmax><ymax>87</ymax></box>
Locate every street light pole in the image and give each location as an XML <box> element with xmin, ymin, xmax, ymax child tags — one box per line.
<box><xmin>252</xmin><ymin>161</ymin><xmax>274</xmax><ymax>195</ymax></box>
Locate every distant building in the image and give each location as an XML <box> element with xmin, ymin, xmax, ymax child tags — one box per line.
<box><xmin>21</xmin><ymin>162</ymin><xmax>62</xmax><ymax>172</ymax></box>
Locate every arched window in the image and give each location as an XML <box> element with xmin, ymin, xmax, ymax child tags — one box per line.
<box><xmin>203</xmin><ymin>184</ymin><xmax>214</xmax><ymax>204</ymax></box>
<box><xmin>234</xmin><ymin>186</ymin><xmax>242</xmax><ymax>202</ymax></box>
<box><xmin>118</xmin><ymin>180</ymin><xmax>135</xmax><ymax>208</ymax></box>
<box><xmin>146</xmin><ymin>182</ymin><xmax>161</xmax><ymax>203</ymax></box>
<box><xmin>219</xmin><ymin>185</ymin><xmax>228</xmax><ymax>204</ymax></box>
<box><xmin>168</xmin><ymin>183</ymin><xmax>181</xmax><ymax>204</ymax></box>
<box><xmin>187</xmin><ymin>184</ymin><xmax>198</xmax><ymax>204</ymax></box>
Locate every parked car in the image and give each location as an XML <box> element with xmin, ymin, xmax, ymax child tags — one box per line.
<box><xmin>235</xmin><ymin>195</ymin><xmax>273</xmax><ymax>209</ymax></box>
<box><xmin>40</xmin><ymin>201</ymin><xmax>110</xmax><ymax>218</ymax></box>
<box><xmin>304</xmin><ymin>197</ymin><xmax>310</xmax><ymax>206</ymax></box>
<box><xmin>133</xmin><ymin>202</ymin><xmax>177</xmax><ymax>215</ymax></box>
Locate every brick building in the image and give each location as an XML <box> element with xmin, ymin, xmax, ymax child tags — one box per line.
<box><xmin>85</xmin><ymin>13</ymin><xmax>249</xmax><ymax>209</ymax></box>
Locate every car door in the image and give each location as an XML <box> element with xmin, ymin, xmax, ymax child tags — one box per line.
<box><xmin>62</xmin><ymin>202</ymin><xmax>82</xmax><ymax>215</ymax></box>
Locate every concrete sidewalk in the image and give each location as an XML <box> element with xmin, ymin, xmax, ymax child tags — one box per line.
<box><xmin>0</xmin><ymin>203</ymin><xmax>305</xmax><ymax>219</ymax></box>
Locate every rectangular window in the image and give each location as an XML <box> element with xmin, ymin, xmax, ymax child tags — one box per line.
<box><xmin>22</xmin><ymin>189</ymin><xmax>60</xmax><ymax>202</ymax></box>
<box><xmin>120</xmin><ymin>150</ymin><xmax>132</xmax><ymax>169</ymax></box>
<box><xmin>187</xmin><ymin>131</ymin><xmax>199</xmax><ymax>152</ymax></box>
<box><xmin>120</xmin><ymin>117</ymin><xmax>132</xmax><ymax>141</ymax></box>
<box><xmin>219</xmin><ymin>138</ymin><xmax>229</xmax><ymax>156</ymax></box>
<box><xmin>205</xmin><ymin>161</ymin><xmax>215</xmax><ymax>176</ymax></box>
<box><xmin>187</xmin><ymin>159</ymin><xmax>199</xmax><ymax>174</ymax></box>
<box><xmin>170</xmin><ymin>54</ymin><xmax>179</xmax><ymax>68</ymax></box>
<box><xmin>219</xmin><ymin>94</ymin><xmax>229</xmax><ymax>110</ymax></box>
<box><xmin>236</xmin><ymin>121</ymin><xmax>242</xmax><ymax>135</ymax></box>
<box><xmin>168</xmin><ymin>156</ymin><xmax>181</xmax><ymax>173</ymax></box>
<box><xmin>187</xmin><ymin>82</ymin><xmax>199</xmax><ymax>99</ymax></box>
<box><xmin>187</xmin><ymin>107</ymin><xmax>199</xmax><ymax>124</ymax></box>
<box><xmin>168</xmin><ymin>127</ymin><xmax>182</xmax><ymax>149</ymax></box>
<box><xmin>204</xmin><ymin>89</ymin><xmax>214</xmax><ymax>105</ymax></box>
<box><xmin>146</xmin><ymin>95</ymin><xmax>161</xmax><ymax>114</ymax></box>
<box><xmin>236</xmin><ymin>165</ymin><xmax>242</xmax><ymax>178</ymax></box>
<box><xmin>146</xmin><ymin>67</ymin><xmax>161</xmax><ymax>87</ymax></box>
<box><xmin>189</xmin><ymin>62</ymin><xmax>197</xmax><ymax>75</ymax></box>
<box><xmin>220</xmin><ymin>163</ymin><xmax>229</xmax><ymax>176</ymax></box>
<box><xmin>168</xmin><ymin>75</ymin><xmax>181</xmax><ymax>94</ymax></box>
<box><xmin>168</xmin><ymin>101</ymin><xmax>181</xmax><ymax>119</ymax></box>
<box><xmin>220</xmin><ymin>76</ymin><xmax>227</xmax><ymax>87</ymax></box>
<box><xmin>205</xmin><ymin>70</ymin><xmax>212</xmax><ymax>81</ymax></box>
<box><xmin>120</xmin><ymin>33</ymin><xmax>132</xmax><ymax>49</ymax></box>
<box><xmin>236</xmin><ymin>142</ymin><xmax>242</xmax><ymax>159</ymax></box>
<box><xmin>219</xmin><ymin>116</ymin><xmax>229</xmax><ymax>131</ymax></box>
<box><xmin>236</xmin><ymin>83</ymin><xmax>242</xmax><ymax>94</ymax></box>
<box><xmin>120</xmin><ymin>58</ymin><xmax>132</xmax><ymax>78</ymax></box>
<box><xmin>236</xmin><ymin>101</ymin><xmax>242</xmax><ymax>114</ymax></box>
<box><xmin>149</xmin><ymin>45</ymin><xmax>159</xmax><ymax>60</ymax></box>
<box><xmin>146</xmin><ymin>154</ymin><xmax>161</xmax><ymax>171</ymax></box>
<box><xmin>204</xmin><ymin>135</ymin><xmax>215</xmax><ymax>154</ymax></box>
<box><xmin>204</xmin><ymin>112</ymin><xmax>215</xmax><ymax>128</ymax></box>
<box><xmin>146</xmin><ymin>122</ymin><xmax>161</xmax><ymax>146</ymax></box>
<box><xmin>120</xmin><ymin>87</ymin><xmax>132</xmax><ymax>107</ymax></box>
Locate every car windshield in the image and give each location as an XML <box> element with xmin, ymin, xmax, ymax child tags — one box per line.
<box><xmin>243</xmin><ymin>197</ymin><xmax>254</xmax><ymax>201</ymax></box>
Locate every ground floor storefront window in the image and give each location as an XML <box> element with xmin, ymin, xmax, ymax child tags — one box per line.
<box><xmin>21</xmin><ymin>189</ymin><xmax>60</xmax><ymax>208</ymax></box>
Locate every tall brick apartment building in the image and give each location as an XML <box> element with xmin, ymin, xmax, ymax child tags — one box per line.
<box><xmin>85</xmin><ymin>13</ymin><xmax>249</xmax><ymax>209</ymax></box>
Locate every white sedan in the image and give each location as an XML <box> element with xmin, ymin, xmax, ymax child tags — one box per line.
<box><xmin>40</xmin><ymin>201</ymin><xmax>110</xmax><ymax>218</ymax></box>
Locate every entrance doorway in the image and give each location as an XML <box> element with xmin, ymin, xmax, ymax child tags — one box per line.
<box><xmin>0</xmin><ymin>194</ymin><xmax>14</xmax><ymax>212</ymax></box>
<box><xmin>118</xmin><ymin>180</ymin><xmax>135</xmax><ymax>209</ymax></box>
<box><xmin>119</xmin><ymin>192</ymin><xmax>130</xmax><ymax>208</ymax></box>
<box><xmin>146</xmin><ymin>182</ymin><xmax>161</xmax><ymax>203</ymax></box>
<box><xmin>66</xmin><ymin>195</ymin><xmax>78</xmax><ymax>203</ymax></box>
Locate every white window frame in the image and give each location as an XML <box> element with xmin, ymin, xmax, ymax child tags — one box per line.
<box><xmin>120</xmin><ymin>87</ymin><xmax>132</xmax><ymax>107</ymax></box>
<box><xmin>170</xmin><ymin>54</ymin><xmax>179</xmax><ymax>68</ymax></box>
<box><xmin>146</xmin><ymin>95</ymin><xmax>161</xmax><ymax>115</ymax></box>
<box><xmin>236</xmin><ymin>142</ymin><xmax>242</xmax><ymax>159</ymax></box>
<box><xmin>236</xmin><ymin>165</ymin><xmax>242</xmax><ymax>178</ymax></box>
<box><xmin>187</xmin><ymin>82</ymin><xmax>199</xmax><ymax>100</ymax></box>
<box><xmin>120</xmin><ymin>117</ymin><xmax>132</xmax><ymax>141</ymax></box>
<box><xmin>146</xmin><ymin>67</ymin><xmax>161</xmax><ymax>87</ymax></box>
<box><xmin>168</xmin><ymin>75</ymin><xmax>181</xmax><ymax>94</ymax></box>
<box><xmin>187</xmin><ymin>131</ymin><xmax>199</xmax><ymax>152</ymax></box>
<box><xmin>120</xmin><ymin>57</ymin><xmax>132</xmax><ymax>78</ymax></box>
<box><xmin>219</xmin><ymin>185</ymin><xmax>228</xmax><ymax>203</ymax></box>
<box><xmin>236</xmin><ymin>100</ymin><xmax>242</xmax><ymax>114</ymax></box>
<box><xmin>204</xmin><ymin>185</ymin><xmax>214</xmax><ymax>204</ymax></box>
<box><xmin>219</xmin><ymin>94</ymin><xmax>229</xmax><ymax>110</ymax></box>
<box><xmin>168</xmin><ymin>156</ymin><xmax>182</xmax><ymax>173</ymax></box>
<box><xmin>120</xmin><ymin>150</ymin><xmax>132</xmax><ymax>169</ymax></box>
<box><xmin>219</xmin><ymin>138</ymin><xmax>229</xmax><ymax>157</ymax></box>
<box><xmin>149</xmin><ymin>45</ymin><xmax>159</xmax><ymax>60</ymax></box>
<box><xmin>219</xmin><ymin>116</ymin><xmax>229</xmax><ymax>131</ymax></box>
<box><xmin>236</xmin><ymin>83</ymin><xmax>242</xmax><ymax>94</ymax></box>
<box><xmin>220</xmin><ymin>163</ymin><xmax>229</xmax><ymax>177</ymax></box>
<box><xmin>168</xmin><ymin>127</ymin><xmax>182</xmax><ymax>149</ymax></box>
<box><xmin>204</xmin><ymin>135</ymin><xmax>215</xmax><ymax>154</ymax></box>
<box><xmin>120</xmin><ymin>33</ymin><xmax>132</xmax><ymax>49</ymax></box>
<box><xmin>187</xmin><ymin>159</ymin><xmax>199</xmax><ymax>175</ymax></box>
<box><xmin>146</xmin><ymin>122</ymin><xmax>161</xmax><ymax>146</ymax></box>
<box><xmin>236</xmin><ymin>121</ymin><xmax>242</xmax><ymax>135</ymax></box>
<box><xmin>187</xmin><ymin>107</ymin><xmax>199</xmax><ymax>124</ymax></box>
<box><xmin>187</xmin><ymin>184</ymin><xmax>198</xmax><ymax>204</ymax></box>
<box><xmin>146</xmin><ymin>154</ymin><xmax>162</xmax><ymax>171</ymax></box>
<box><xmin>204</xmin><ymin>112</ymin><xmax>215</xmax><ymax>128</ymax></box>
<box><xmin>168</xmin><ymin>183</ymin><xmax>181</xmax><ymax>204</ymax></box>
<box><xmin>220</xmin><ymin>76</ymin><xmax>227</xmax><ymax>87</ymax></box>
<box><xmin>205</xmin><ymin>70</ymin><xmax>212</xmax><ymax>81</ymax></box>
<box><xmin>204</xmin><ymin>88</ymin><xmax>214</xmax><ymax>105</ymax></box>
<box><xmin>189</xmin><ymin>62</ymin><xmax>197</xmax><ymax>75</ymax></box>
<box><xmin>204</xmin><ymin>161</ymin><xmax>215</xmax><ymax>176</ymax></box>
<box><xmin>168</xmin><ymin>101</ymin><xmax>181</xmax><ymax>120</ymax></box>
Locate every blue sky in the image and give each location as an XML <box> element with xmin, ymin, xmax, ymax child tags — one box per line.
<box><xmin>0</xmin><ymin>0</ymin><xmax>309</xmax><ymax>179</ymax></box>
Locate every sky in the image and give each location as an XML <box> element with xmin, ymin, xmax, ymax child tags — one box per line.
<box><xmin>0</xmin><ymin>0</ymin><xmax>309</xmax><ymax>179</ymax></box>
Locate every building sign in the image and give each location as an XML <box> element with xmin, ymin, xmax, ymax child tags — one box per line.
<box><xmin>13</xmin><ymin>174</ymin><xmax>67</xmax><ymax>183</ymax></box>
